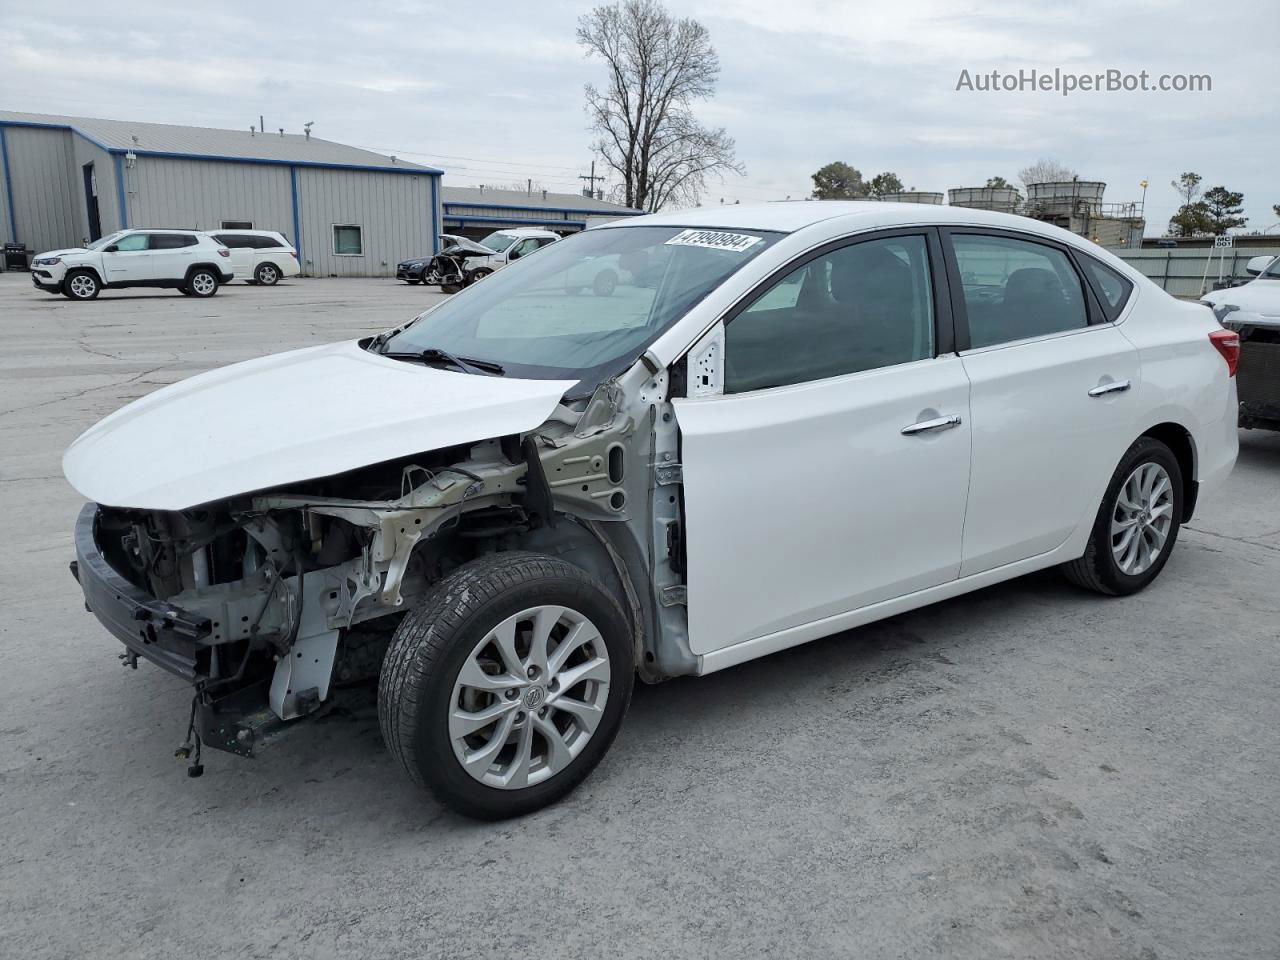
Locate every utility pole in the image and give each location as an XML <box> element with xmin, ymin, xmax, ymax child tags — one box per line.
<box><xmin>579</xmin><ymin>160</ymin><xmax>605</xmax><ymax>200</ymax></box>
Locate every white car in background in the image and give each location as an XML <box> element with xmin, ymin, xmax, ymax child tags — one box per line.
<box><xmin>460</xmin><ymin>227</ymin><xmax>560</xmax><ymax>283</ymax></box>
<box><xmin>64</xmin><ymin>203</ymin><xmax>1238</xmax><ymax>819</ymax></box>
<box><xmin>1202</xmin><ymin>254</ymin><xmax>1280</xmax><ymax>430</ymax></box>
<box><xmin>209</xmin><ymin>229</ymin><xmax>300</xmax><ymax>285</ymax></box>
<box><xmin>29</xmin><ymin>229</ymin><xmax>234</xmax><ymax>300</ymax></box>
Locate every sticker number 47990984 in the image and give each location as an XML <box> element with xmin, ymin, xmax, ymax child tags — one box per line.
<box><xmin>664</xmin><ymin>229</ymin><xmax>764</xmax><ymax>253</ymax></box>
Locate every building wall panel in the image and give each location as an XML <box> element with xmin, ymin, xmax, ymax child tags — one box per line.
<box><xmin>125</xmin><ymin>156</ymin><xmax>294</xmax><ymax>239</ymax></box>
<box><xmin>296</xmin><ymin>167</ymin><xmax>437</xmax><ymax>277</ymax></box>
<box><xmin>3</xmin><ymin>126</ymin><xmax>78</xmax><ymax>252</ymax></box>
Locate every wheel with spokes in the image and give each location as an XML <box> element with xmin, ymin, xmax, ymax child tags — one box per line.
<box><xmin>254</xmin><ymin>262</ymin><xmax>280</xmax><ymax>286</ymax></box>
<box><xmin>379</xmin><ymin>552</ymin><xmax>633</xmax><ymax>819</ymax></box>
<box><xmin>1062</xmin><ymin>436</ymin><xmax>1183</xmax><ymax>595</ymax></box>
<box><xmin>63</xmin><ymin>270</ymin><xmax>100</xmax><ymax>300</ymax></box>
<box><xmin>186</xmin><ymin>268</ymin><xmax>219</xmax><ymax>298</ymax></box>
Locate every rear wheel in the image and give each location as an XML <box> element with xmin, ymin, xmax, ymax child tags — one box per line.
<box><xmin>253</xmin><ymin>262</ymin><xmax>280</xmax><ymax>286</ymax></box>
<box><xmin>63</xmin><ymin>270</ymin><xmax>99</xmax><ymax>300</ymax></box>
<box><xmin>187</xmin><ymin>269</ymin><xmax>219</xmax><ymax>298</ymax></box>
<box><xmin>1062</xmin><ymin>436</ymin><xmax>1183</xmax><ymax>596</ymax></box>
<box><xmin>379</xmin><ymin>553</ymin><xmax>633</xmax><ymax>819</ymax></box>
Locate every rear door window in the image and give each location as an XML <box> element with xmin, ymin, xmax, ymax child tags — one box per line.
<box><xmin>949</xmin><ymin>234</ymin><xmax>1088</xmax><ymax>349</ymax></box>
<box><xmin>149</xmin><ymin>234</ymin><xmax>197</xmax><ymax>249</ymax></box>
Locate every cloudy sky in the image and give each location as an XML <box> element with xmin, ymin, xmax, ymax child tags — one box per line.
<box><xmin>2</xmin><ymin>0</ymin><xmax>1276</xmax><ymax>234</ymax></box>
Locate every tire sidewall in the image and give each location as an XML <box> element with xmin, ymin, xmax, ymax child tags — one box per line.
<box><xmin>1090</xmin><ymin>438</ymin><xmax>1184</xmax><ymax>593</ymax></box>
<box><xmin>64</xmin><ymin>270</ymin><xmax>98</xmax><ymax>299</ymax></box>
<box><xmin>254</xmin><ymin>263</ymin><xmax>280</xmax><ymax>285</ymax></box>
<box><xmin>404</xmin><ymin>564</ymin><xmax>632</xmax><ymax>818</ymax></box>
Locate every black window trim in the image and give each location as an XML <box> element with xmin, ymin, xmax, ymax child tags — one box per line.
<box><xmin>940</xmin><ymin>226</ymin><xmax>1108</xmax><ymax>353</ymax></box>
<box><xmin>717</xmin><ymin>225</ymin><xmax>956</xmax><ymax>364</ymax></box>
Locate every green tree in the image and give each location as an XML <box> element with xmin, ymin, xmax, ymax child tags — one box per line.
<box><xmin>865</xmin><ymin>172</ymin><xmax>904</xmax><ymax>198</ymax></box>
<box><xmin>811</xmin><ymin>162</ymin><xmax>865</xmax><ymax>200</ymax></box>
<box><xmin>985</xmin><ymin>176</ymin><xmax>1013</xmax><ymax>189</ymax></box>
<box><xmin>1201</xmin><ymin>186</ymin><xmax>1247</xmax><ymax>233</ymax></box>
<box><xmin>1171</xmin><ymin>172</ymin><xmax>1203</xmax><ymax>206</ymax></box>
<box><xmin>1168</xmin><ymin>202</ymin><xmax>1213</xmax><ymax>237</ymax></box>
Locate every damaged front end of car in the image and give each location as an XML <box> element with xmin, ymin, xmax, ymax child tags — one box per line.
<box><xmin>68</xmin><ymin>359</ymin><xmax>693</xmax><ymax>775</ymax></box>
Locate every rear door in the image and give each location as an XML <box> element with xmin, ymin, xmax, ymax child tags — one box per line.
<box><xmin>147</xmin><ymin>233</ymin><xmax>199</xmax><ymax>280</ymax></box>
<box><xmin>675</xmin><ymin>229</ymin><xmax>972</xmax><ymax>655</ymax></box>
<box><xmin>213</xmin><ymin>234</ymin><xmax>254</xmax><ymax>277</ymax></box>
<box><xmin>943</xmin><ymin>229</ymin><xmax>1142</xmax><ymax>575</ymax></box>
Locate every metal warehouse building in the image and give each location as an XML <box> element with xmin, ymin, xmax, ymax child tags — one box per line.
<box><xmin>441</xmin><ymin>186</ymin><xmax>642</xmax><ymax>239</ymax></box>
<box><xmin>0</xmin><ymin>111</ymin><xmax>442</xmax><ymax>277</ymax></box>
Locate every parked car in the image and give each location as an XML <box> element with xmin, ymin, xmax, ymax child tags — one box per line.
<box><xmin>420</xmin><ymin>227</ymin><xmax>560</xmax><ymax>292</ymax></box>
<box><xmin>1201</xmin><ymin>254</ymin><xmax>1280</xmax><ymax>430</ymax></box>
<box><xmin>64</xmin><ymin>203</ymin><xmax>1238</xmax><ymax>819</ymax></box>
<box><xmin>396</xmin><ymin>235</ymin><xmax>469</xmax><ymax>283</ymax></box>
<box><xmin>30</xmin><ymin>229</ymin><xmax>233</xmax><ymax>300</ymax></box>
<box><xmin>210</xmin><ymin>230</ymin><xmax>300</xmax><ymax>286</ymax></box>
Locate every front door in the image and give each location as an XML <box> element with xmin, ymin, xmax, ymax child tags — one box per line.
<box><xmin>101</xmin><ymin>232</ymin><xmax>152</xmax><ymax>282</ymax></box>
<box><xmin>674</xmin><ymin>231</ymin><xmax>972</xmax><ymax>656</ymax></box>
<box><xmin>944</xmin><ymin>230</ymin><xmax>1142</xmax><ymax>575</ymax></box>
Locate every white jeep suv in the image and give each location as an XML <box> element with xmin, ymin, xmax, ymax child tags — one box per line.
<box><xmin>30</xmin><ymin>229</ymin><xmax>234</xmax><ymax>300</ymax></box>
<box><xmin>209</xmin><ymin>229</ymin><xmax>300</xmax><ymax>286</ymax></box>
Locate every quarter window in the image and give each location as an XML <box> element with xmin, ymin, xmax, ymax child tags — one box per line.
<box><xmin>214</xmin><ymin>234</ymin><xmax>255</xmax><ymax>249</ymax></box>
<box><xmin>333</xmin><ymin>225</ymin><xmax>363</xmax><ymax>256</ymax></box>
<box><xmin>951</xmin><ymin>234</ymin><xmax>1088</xmax><ymax>348</ymax></box>
<box><xmin>724</xmin><ymin>234</ymin><xmax>936</xmax><ymax>394</ymax></box>
<box><xmin>1079</xmin><ymin>256</ymin><xmax>1133</xmax><ymax>321</ymax></box>
<box><xmin>149</xmin><ymin>234</ymin><xmax>197</xmax><ymax>249</ymax></box>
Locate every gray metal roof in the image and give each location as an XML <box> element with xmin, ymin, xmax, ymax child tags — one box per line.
<box><xmin>0</xmin><ymin>110</ymin><xmax>439</xmax><ymax>174</ymax></box>
<box><xmin>441</xmin><ymin>185</ymin><xmax>641</xmax><ymax>214</ymax></box>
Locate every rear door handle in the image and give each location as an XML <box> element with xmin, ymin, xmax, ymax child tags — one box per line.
<box><xmin>1088</xmin><ymin>379</ymin><xmax>1131</xmax><ymax>397</ymax></box>
<box><xmin>901</xmin><ymin>414</ymin><xmax>962</xmax><ymax>436</ymax></box>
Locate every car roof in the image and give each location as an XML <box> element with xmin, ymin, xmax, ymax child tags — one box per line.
<box><xmin>602</xmin><ymin>200</ymin><xmax>1092</xmax><ymax>245</ymax></box>
<box><xmin>209</xmin><ymin>228</ymin><xmax>286</xmax><ymax>236</ymax></box>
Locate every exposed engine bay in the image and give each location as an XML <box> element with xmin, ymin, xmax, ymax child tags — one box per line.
<box><xmin>421</xmin><ymin>238</ymin><xmax>499</xmax><ymax>290</ymax></box>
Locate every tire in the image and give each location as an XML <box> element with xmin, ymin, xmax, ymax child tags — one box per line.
<box><xmin>1061</xmin><ymin>436</ymin><xmax>1183</xmax><ymax>596</ymax></box>
<box><xmin>379</xmin><ymin>552</ymin><xmax>634</xmax><ymax>819</ymax></box>
<box><xmin>62</xmin><ymin>270</ymin><xmax>99</xmax><ymax>300</ymax></box>
<box><xmin>466</xmin><ymin>268</ymin><xmax>493</xmax><ymax>286</ymax></box>
<box><xmin>440</xmin><ymin>283</ymin><xmax>461</xmax><ymax>294</ymax></box>
<box><xmin>186</xmin><ymin>268</ymin><xmax>219</xmax><ymax>298</ymax></box>
<box><xmin>592</xmin><ymin>270</ymin><xmax>617</xmax><ymax>297</ymax></box>
<box><xmin>253</xmin><ymin>263</ymin><xmax>280</xmax><ymax>286</ymax></box>
<box><xmin>178</xmin><ymin>287</ymin><xmax>193</xmax><ymax>296</ymax></box>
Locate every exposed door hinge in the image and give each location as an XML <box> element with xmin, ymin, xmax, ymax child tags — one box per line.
<box><xmin>656</xmin><ymin>463</ymin><xmax>683</xmax><ymax>485</ymax></box>
<box><xmin>659</xmin><ymin>585</ymin><xmax>687</xmax><ymax>607</ymax></box>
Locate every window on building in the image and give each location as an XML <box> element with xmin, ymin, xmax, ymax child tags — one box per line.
<box><xmin>724</xmin><ymin>234</ymin><xmax>936</xmax><ymax>394</ymax></box>
<box><xmin>333</xmin><ymin>225</ymin><xmax>364</xmax><ymax>256</ymax></box>
<box><xmin>221</xmin><ymin>220</ymin><xmax>253</xmax><ymax>230</ymax></box>
<box><xmin>949</xmin><ymin>234</ymin><xmax>1088</xmax><ymax>349</ymax></box>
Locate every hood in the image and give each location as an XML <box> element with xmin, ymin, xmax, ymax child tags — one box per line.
<box><xmin>35</xmin><ymin>247</ymin><xmax>88</xmax><ymax>259</ymax></box>
<box><xmin>63</xmin><ymin>340</ymin><xmax>575</xmax><ymax>510</ymax></box>
<box><xmin>1203</xmin><ymin>280</ymin><xmax>1280</xmax><ymax>320</ymax></box>
<box><xmin>442</xmin><ymin>238</ymin><xmax>498</xmax><ymax>255</ymax></box>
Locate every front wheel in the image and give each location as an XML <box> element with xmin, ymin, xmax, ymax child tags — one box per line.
<box><xmin>63</xmin><ymin>270</ymin><xmax>99</xmax><ymax>300</ymax></box>
<box><xmin>465</xmin><ymin>268</ymin><xmax>493</xmax><ymax>286</ymax></box>
<box><xmin>379</xmin><ymin>553</ymin><xmax>634</xmax><ymax>819</ymax></box>
<box><xmin>1062</xmin><ymin>436</ymin><xmax>1183</xmax><ymax>596</ymax></box>
<box><xmin>186</xmin><ymin>269</ymin><xmax>219</xmax><ymax>298</ymax></box>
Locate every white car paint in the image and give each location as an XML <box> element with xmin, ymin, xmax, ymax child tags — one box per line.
<box><xmin>210</xmin><ymin>229</ymin><xmax>301</xmax><ymax>283</ymax></box>
<box><xmin>62</xmin><ymin>340</ymin><xmax>575</xmax><ymax>510</ymax></box>
<box><xmin>1201</xmin><ymin>256</ymin><xmax>1280</xmax><ymax>327</ymax></box>
<box><xmin>462</xmin><ymin>227</ymin><xmax>559</xmax><ymax>279</ymax></box>
<box><xmin>29</xmin><ymin>229</ymin><xmax>231</xmax><ymax>293</ymax></box>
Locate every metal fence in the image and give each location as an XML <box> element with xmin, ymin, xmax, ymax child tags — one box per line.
<box><xmin>1114</xmin><ymin>247</ymin><xmax>1280</xmax><ymax>299</ymax></box>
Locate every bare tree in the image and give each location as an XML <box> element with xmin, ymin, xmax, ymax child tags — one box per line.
<box><xmin>1171</xmin><ymin>172</ymin><xmax>1203</xmax><ymax>205</ymax></box>
<box><xmin>1019</xmin><ymin>158</ymin><xmax>1077</xmax><ymax>187</ymax></box>
<box><xmin>578</xmin><ymin>0</ymin><xmax>743</xmax><ymax>211</ymax></box>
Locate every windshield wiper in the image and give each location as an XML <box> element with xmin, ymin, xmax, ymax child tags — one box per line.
<box><xmin>382</xmin><ymin>347</ymin><xmax>505</xmax><ymax>376</ymax></box>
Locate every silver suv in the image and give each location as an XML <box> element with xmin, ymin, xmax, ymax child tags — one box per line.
<box><xmin>30</xmin><ymin>229</ymin><xmax>234</xmax><ymax>300</ymax></box>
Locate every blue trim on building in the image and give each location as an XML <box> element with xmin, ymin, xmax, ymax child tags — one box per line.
<box><xmin>430</xmin><ymin>176</ymin><xmax>439</xmax><ymax>255</ymax></box>
<box><xmin>443</xmin><ymin>201</ymin><xmax>642</xmax><ymax>218</ymax></box>
<box><xmin>0</xmin><ymin>126</ymin><xmax>17</xmax><ymax>240</ymax></box>
<box><xmin>0</xmin><ymin>120</ymin><xmax>442</xmax><ymax>175</ymax></box>
<box><xmin>289</xmin><ymin>165</ymin><xmax>303</xmax><ymax>265</ymax></box>
<box><xmin>112</xmin><ymin>153</ymin><xmax>128</xmax><ymax>229</ymax></box>
<box><xmin>445</xmin><ymin>214</ymin><xmax>588</xmax><ymax>228</ymax></box>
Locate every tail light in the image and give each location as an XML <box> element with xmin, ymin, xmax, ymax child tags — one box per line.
<box><xmin>289</xmin><ymin>251</ymin><xmax>297</xmax><ymax>258</ymax></box>
<box><xmin>217</xmin><ymin>248</ymin><xmax>231</xmax><ymax>258</ymax></box>
<box><xmin>1209</xmin><ymin>329</ymin><xmax>1240</xmax><ymax>376</ymax></box>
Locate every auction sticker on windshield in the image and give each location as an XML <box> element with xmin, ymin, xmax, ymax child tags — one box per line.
<box><xmin>665</xmin><ymin>229</ymin><xmax>764</xmax><ymax>252</ymax></box>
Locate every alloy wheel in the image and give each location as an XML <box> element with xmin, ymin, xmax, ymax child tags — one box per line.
<box><xmin>448</xmin><ymin>604</ymin><xmax>611</xmax><ymax>790</ymax></box>
<box><xmin>191</xmin><ymin>273</ymin><xmax>216</xmax><ymax>295</ymax></box>
<box><xmin>69</xmin><ymin>275</ymin><xmax>96</xmax><ymax>298</ymax></box>
<box><xmin>1111</xmin><ymin>461</ymin><xmax>1174</xmax><ymax>576</ymax></box>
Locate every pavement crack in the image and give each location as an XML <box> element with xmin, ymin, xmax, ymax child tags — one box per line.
<box><xmin>1184</xmin><ymin>525</ymin><xmax>1280</xmax><ymax>553</ymax></box>
<box><xmin>0</xmin><ymin>364</ymin><xmax>167</xmax><ymax>419</ymax></box>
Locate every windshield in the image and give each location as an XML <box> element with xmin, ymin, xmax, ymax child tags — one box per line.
<box><xmin>477</xmin><ymin>231</ymin><xmax>516</xmax><ymax>253</ymax></box>
<box><xmin>382</xmin><ymin>225</ymin><xmax>783</xmax><ymax>392</ymax></box>
<box><xmin>85</xmin><ymin>232</ymin><xmax>124</xmax><ymax>251</ymax></box>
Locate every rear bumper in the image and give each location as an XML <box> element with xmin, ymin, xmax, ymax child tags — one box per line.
<box><xmin>71</xmin><ymin>503</ymin><xmax>211</xmax><ymax>682</ymax></box>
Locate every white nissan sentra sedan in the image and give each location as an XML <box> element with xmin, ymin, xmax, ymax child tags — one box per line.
<box><xmin>64</xmin><ymin>202</ymin><xmax>1239</xmax><ymax>818</ymax></box>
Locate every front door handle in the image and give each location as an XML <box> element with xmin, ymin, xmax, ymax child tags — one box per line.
<box><xmin>901</xmin><ymin>414</ymin><xmax>962</xmax><ymax>436</ymax></box>
<box><xmin>1088</xmin><ymin>379</ymin><xmax>1131</xmax><ymax>397</ymax></box>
